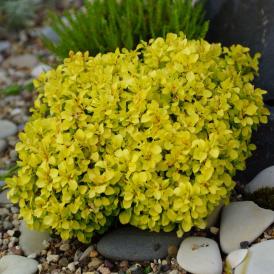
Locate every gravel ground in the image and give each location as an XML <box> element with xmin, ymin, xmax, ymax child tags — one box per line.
<box><xmin>0</xmin><ymin>205</ymin><xmax>187</xmax><ymax>274</ymax></box>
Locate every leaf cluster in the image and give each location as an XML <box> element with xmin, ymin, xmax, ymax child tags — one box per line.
<box><xmin>43</xmin><ymin>0</ymin><xmax>209</xmax><ymax>58</ymax></box>
<box><xmin>7</xmin><ymin>33</ymin><xmax>269</xmax><ymax>242</ymax></box>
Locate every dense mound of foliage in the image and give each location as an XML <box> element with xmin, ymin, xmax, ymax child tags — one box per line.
<box><xmin>43</xmin><ymin>0</ymin><xmax>209</xmax><ymax>58</ymax></box>
<box><xmin>7</xmin><ymin>33</ymin><xmax>269</xmax><ymax>242</ymax></box>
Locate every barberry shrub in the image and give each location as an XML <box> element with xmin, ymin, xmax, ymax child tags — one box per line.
<box><xmin>42</xmin><ymin>0</ymin><xmax>209</xmax><ymax>58</ymax></box>
<box><xmin>7</xmin><ymin>33</ymin><xmax>269</xmax><ymax>242</ymax></box>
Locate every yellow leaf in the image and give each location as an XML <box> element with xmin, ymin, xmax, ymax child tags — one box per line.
<box><xmin>119</xmin><ymin>209</ymin><xmax>132</xmax><ymax>224</ymax></box>
<box><xmin>69</xmin><ymin>180</ymin><xmax>78</xmax><ymax>191</ymax></box>
<box><xmin>246</xmin><ymin>104</ymin><xmax>258</xmax><ymax>116</ymax></box>
<box><xmin>210</xmin><ymin>148</ymin><xmax>219</xmax><ymax>158</ymax></box>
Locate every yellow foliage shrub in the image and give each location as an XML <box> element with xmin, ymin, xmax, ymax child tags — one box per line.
<box><xmin>7</xmin><ymin>33</ymin><xmax>269</xmax><ymax>242</ymax></box>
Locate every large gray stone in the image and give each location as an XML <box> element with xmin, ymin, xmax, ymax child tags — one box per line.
<box><xmin>19</xmin><ymin>221</ymin><xmax>50</xmax><ymax>256</ymax></box>
<box><xmin>0</xmin><ymin>255</ymin><xmax>38</xmax><ymax>274</ymax></box>
<box><xmin>177</xmin><ymin>237</ymin><xmax>222</xmax><ymax>274</ymax></box>
<box><xmin>97</xmin><ymin>226</ymin><xmax>182</xmax><ymax>261</ymax></box>
<box><xmin>206</xmin><ymin>0</ymin><xmax>274</xmax><ymax>101</ymax></box>
<box><xmin>235</xmin><ymin>240</ymin><xmax>274</xmax><ymax>274</ymax></box>
<box><xmin>0</xmin><ymin>120</ymin><xmax>17</xmax><ymax>139</ymax></box>
<box><xmin>220</xmin><ymin>201</ymin><xmax>274</xmax><ymax>253</ymax></box>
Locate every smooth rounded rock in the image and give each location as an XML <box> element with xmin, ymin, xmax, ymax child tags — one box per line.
<box><xmin>220</xmin><ymin>201</ymin><xmax>274</xmax><ymax>253</ymax></box>
<box><xmin>226</xmin><ymin>249</ymin><xmax>248</xmax><ymax>270</ymax></box>
<box><xmin>19</xmin><ymin>221</ymin><xmax>50</xmax><ymax>256</ymax></box>
<box><xmin>177</xmin><ymin>237</ymin><xmax>222</xmax><ymax>274</ymax></box>
<box><xmin>245</xmin><ymin>166</ymin><xmax>274</xmax><ymax>193</ymax></box>
<box><xmin>0</xmin><ymin>120</ymin><xmax>17</xmax><ymax>139</ymax></box>
<box><xmin>97</xmin><ymin>226</ymin><xmax>182</xmax><ymax>261</ymax></box>
<box><xmin>235</xmin><ymin>240</ymin><xmax>274</xmax><ymax>274</ymax></box>
<box><xmin>0</xmin><ymin>255</ymin><xmax>38</xmax><ymax>274</ymax></box>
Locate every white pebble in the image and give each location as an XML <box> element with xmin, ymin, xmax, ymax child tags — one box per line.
<box><xmin>8</xmin><ymin>241</ymin><xmax>15</xmax><ymax>248</ymax></box>
<box><xmin>28</xmin><ymin>253</ymin><xmax>37</xmax><ymax>259</ymax></box>
<box><xmin>67</xmin><ymin>262</ymin><xmax>76</xmax><ymax>272</ymax></box>
<box><xmin>46</xmin><ymin>254</ymin><xmax>59</xmax><ymax>263</ymax></box>
<box><xmin>37</xmin><ymin>264</ymin><xmax>43</xmax><ymax>272</ymax></box>
<box><xmin>42</xmin><ymin>239</ymin><xmax>50</xmax><ymax>248</ymax></box>
<box><xmin>210</xmin><ymin>227</ymin><xmax>219</xmax><ymax>235</ymax></box>
<box><xmin>7</xmin><ymin>230</ymin><xmax>15</xmax><ymax>237</ymax></box>
<box><xmin>59</xmin><ymin>243</ymin><xmax>70</xmax><ymax>251</ymax></box>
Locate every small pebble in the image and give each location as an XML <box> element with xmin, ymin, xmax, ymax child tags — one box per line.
<box><xmin>74</xmin><ymin>249</ymin><xmax>83</xmax><ymax>261</ymax></box>
<box><xmin>59</xmin><ymin>257</ymin><xmax>69</xmax><ymax>267</ymax></box>
<box><xmin>7</xmin><ymin>229</ymin><xmax>14</xmax><ymax>236</ymax></box>
<box><xmin>42</xmin><ymin>240</ymin><xmax>50</xmax><ymax>249</ymax></box>
<box><xmin>88</xmin><ymin>257</ymin><xmax>103</xmax><ymax>270</ymax></box>
<box><xmin>240</xmin><ymin>241</ymin><xmax>250</xmax><ymax>249</ymax></box>
<box><xmin>104</xmin><ymin>259</ymin><xmax>114</xmax><ymax>269</ymax></box>
<box><xmin>119</xmin><ymin>260</ymin><xmax>128</xmax><ymax>270</ymax></box>
<box><xmin>161</xmin><ymin>264</ymin><xmax>170</xmax><ymax>272</ymax></box>
<box><xmin>89</xmin><ymin>249</ymin><xmax>98</xmax><ymax>258</ymax></box>
<box><xmin>98</xmin><ymin>265</ymin><xmax>111</xmax><ymax>274</ymax></box>
<box><xmin>168</xmin><ymin>270</ymin><xmax>179</xmax><ymax>274</ymax></box>
<box><xmin>47</xmin><ymin>254</ymin><xmax>59</xmax><ymax>263</ymax></box>
<box><xmin>0</xmin><ymin>208</ymin><xmax>9</xmax><ymax>217</ymax></box>
<box><xmin>167</xmin><ymin>245</ymin><xmax>178</xmax><ymax>257</ymax></box>
<box><xmin>10</xmin><ymin>246</ymin><xmax>23</xmax><ymax>255</ymax></box>
<box><xmin>10</xmin><ymin>206</ymin><xmax>19</xmax><ymax>214</ymax></box>
<box><xmin>59</xmin><ymin>243</ymin><xmax>70</xmax><ymax>251</ymax></box>
<box><xmin>67</xmin><ymin>262</ymin><xmax>76</xmax><ymax>272</ymax></box>
<box><xmin>210</xmin><ymin>227</ymin><xmax>220</xmax><ymax>235</ymax></box>
<box><xmin>27</xmin><ymin>253</ymin><xmax>37</xmax><ymax>259</ymax></box>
